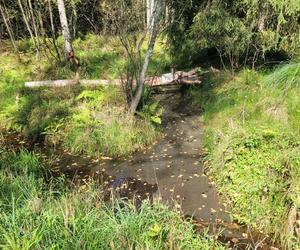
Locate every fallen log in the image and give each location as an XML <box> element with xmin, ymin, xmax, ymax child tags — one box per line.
<box><xmin>24</xmin><ymin>79</ymin><xmax>121</xmax><ymax>88</ymax></box>
<box><xmin>24</xmin><ymin>69</ymin><xmax>201</xmax><ymax>88</ymax></box>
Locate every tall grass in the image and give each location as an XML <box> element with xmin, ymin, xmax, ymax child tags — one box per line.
<box><xmin>0</xmin><ymin>149</ymin><xmax>224</xmax><ymax>249</ymax></box>
<box><xmin>0</xmin><ymin>34</ymin><xmax>168</xmax><ymax>157</ymax></box>
<box><xmin>262</xmin><ymin>61</ymin><xmax>300</xmax><ymax>88</ymax></box>
<box><xmin>192</xmin><ymin>63</ymin><xmax>300</xmax><ymax>248</ymax></box>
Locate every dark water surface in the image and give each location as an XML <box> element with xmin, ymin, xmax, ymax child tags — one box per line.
<box><xmin>0</xmin><ymin>93</ymin><xmax>278</xmax><ymax>249</ymax></box>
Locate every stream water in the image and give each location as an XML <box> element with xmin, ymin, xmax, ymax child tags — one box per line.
<box><xmin>1</xmin><ymin>93</ymin><xmax>278</xmax><ymax>249</ymax></box>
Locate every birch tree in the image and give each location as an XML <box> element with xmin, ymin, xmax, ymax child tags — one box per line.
<box><xmin>130</xmin><ymin>0</ymin><xmax>163</xmax><ymax>114</ymax></box>
<box><xmin>57</xmin><ymin>0</ymin><xmax>73</xmax><ymax>58</ymax></box>
<box><xmin>103</xmin><ymin>0</ymin><xmax>164</xmax><ymax>114</ymax></box>
<box><xmin>146</xmin><ymin>0</ymin><xmax>154</xmax><ymax>29</ymax></box>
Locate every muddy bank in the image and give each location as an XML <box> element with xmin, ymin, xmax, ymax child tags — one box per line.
<box><xmin>0</xmin><ymin>93</ymin><xmax>278</xmax><ymax>249</ymax></box>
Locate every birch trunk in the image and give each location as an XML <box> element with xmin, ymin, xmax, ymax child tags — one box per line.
<box><xmin>146</xmin><ymin>0</ymin><xmax>155</xmax><ymax>29</ymax></box>
<box><xmin>130</xmin><ymin>0</ymin><xmax>163</xmax><ymax>114</ymax></box>
<box><xmin>57</xmin><ymin>0</ymin><xmax>73</xmax><ymax>58</ymax></box>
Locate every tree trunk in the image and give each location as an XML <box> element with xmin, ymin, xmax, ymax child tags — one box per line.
<box><xmin>57</xmin><ymin>0</ymin><xmax>73</xmax><ymax>58</ymax></box>
<box><xmin>130</xmin><ymin>0</ymin><xmax>163</xmax><ymax>114</ymax></box>
<box><xmin>146</xmin><ymin>0</ymin><xmax>155</xmax><ymax>29</ymax></box>
<box><xmin>27</xmin><ymin>0</ymin><xmax>40</xmax><ymax>56</ymax></box>
<box><xmin>48</xmin><ymin>0</ymin><xmax>61</xmax><ymax>61</ymax></box>
<box><xmin>0</xmin><ymin>4</ymin><xmax>18</xmax><ymax>53</ymax></box>
<box><xmin>18</xmin><ymin>0</ymin><xmax>39</xmax><ymax>57</ymax></box>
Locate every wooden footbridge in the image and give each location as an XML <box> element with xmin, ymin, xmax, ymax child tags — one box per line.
<box><xmin>24</xmin><ymin>69</ymin><xmax>201</xmax><ymax>88</ymax></box>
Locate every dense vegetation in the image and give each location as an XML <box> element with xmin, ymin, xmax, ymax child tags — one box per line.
<box><xmin>193</xmin><ymin>62</ymin><xmax>300</xmax><ymax>248</ymax></box>
<box><xmin>0</xmin><ymin>0</ymin><xmax>299</xmax><ymax>249</ymax></box>
<box><xmin>0</xmin><ymin>149</ymin><xmax>224</xmax><ymax>249</ymax></box>
<box><xmin>0</xmin><ymin>36</ymin><xmax>170</xmax><ymax>157</ymax></box>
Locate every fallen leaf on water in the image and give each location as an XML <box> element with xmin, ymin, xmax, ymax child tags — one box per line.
<box><xmin>210</xmin><ymin>208</ymin><xmax>217</xmax><ymax>213</ymax></box>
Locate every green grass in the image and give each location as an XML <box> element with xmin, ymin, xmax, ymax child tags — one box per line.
<box><xmin>0</xmin><ymin>34</ymin><xmax>171</xmax><ymax>157</ymax></box>
<box><xmin>0</xmin><ymin>149</ymin><xmax>225</xmax><ymax>249</ymax></box>
<box><xmin>61</xmin><ymin>86</ymin><xmax>157</xmax><ymax>157</ymax></box>
<box><xmin>192</xmin><ymin>62</ymin><xmax>300</xmax><ymax>248</ymax></box>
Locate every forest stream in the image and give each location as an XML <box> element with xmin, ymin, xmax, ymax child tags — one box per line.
<box><xmin>1</xmin><ymin>93</ymin><xmax>278</xmax><ymax>250</ymax></box>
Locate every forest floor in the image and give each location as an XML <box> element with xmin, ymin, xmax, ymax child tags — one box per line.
<box><xmin>0</xmin><ymin>36</ymin><xmax>299</xmax><ymax>249</ymax></box>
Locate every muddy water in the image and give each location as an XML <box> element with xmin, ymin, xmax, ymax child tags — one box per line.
<box><xmin>101</xmin><ymin>93</ymin><xmax>230</xmax><ymax>223</ymax></box>
<box><xmin>41</xmin><ymin>93</ymin><xmax>229</xmax><ymax>222</ymax></box>
<box><xmin>0</xmin><ymin>93</ymin><xmax>277</xmax><ymax>249</ymax></box>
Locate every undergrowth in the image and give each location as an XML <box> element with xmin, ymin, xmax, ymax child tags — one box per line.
<box><xmin>192</xmin><ymin>62</ymin><xmax>300</xmax><ymax>249</ymax></box>
<box><xmin>0</xmin><ymin>149</ymin><xmax>224</xmax><ymax>249</ymax></box>
<box><xmin>0</xmin><ymin>34</ymin><xmax>170</xmax><ymax>157</ymax></box>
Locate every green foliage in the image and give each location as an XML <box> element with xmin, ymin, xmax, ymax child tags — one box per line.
<box><xmin>0</xmin><ymin>149</ymin><xmax>44</xmax><ymax>177</ymax></box>
<box><xmin>64</xmin><ymin>114</ymin><xmax>156</xmax><ymax>157</ymax></box>
<box><xmin>137</xmin><ymin>101</ymin><xmax>164</xmax><ymax>125</ymax></box>
<box><xmin>169</xmin><ymin>0</ymin><xmax>300</xmax><ymax>68</ymax></box>
<box><xmin>0</xmin><ymin>35</ymin><xmax>166</xmax><ymax>157</ymax></box>
<box><xmin>190</xmin><ymin>5</ymin><xmax>251</xmax><ymax>67</ymax></box>
<box><xmin>0</xmin><ymin>150</ymin><xmax>224</xmax><ymax>249</ymax></box>
<box><xmin>193</xmin><ymin>63</ymin><xmax>300</xmax><ymax>247</ymax></box>
<box><xmin>59</xmin><ymin>86</ymin><xmax>157</xmax><ymax>157</ymax></box>
<box><xmin>262</xmin><ymin>62</ymin><xmax>300</xmax><ymax>87</ymax></box>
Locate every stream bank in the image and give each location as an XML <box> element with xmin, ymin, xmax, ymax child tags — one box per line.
<box><xmin>0</xmin><ymin>92</ymin><xmax>278</xmax><ymax>249</ymax></box>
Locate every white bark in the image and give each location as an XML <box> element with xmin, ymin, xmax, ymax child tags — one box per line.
<box><xmin>25</xmin><ymin>79</ymin><xmax>121</xmax><ymax>88</ymax></box>
<box><xmin>130</xmin><ymin>0</ymin><xmax>168</xmax><ymax>113</ymax></box>
<box><xmin>24</xmin><ymin>70</ymin><xmax>201</xmax><ymax>88</ymax></box>
<box><xmin>146</xmin><ymin>0</ymin><xmax>155</xmax><ymax>29</ymax></box>
<box><xmin>57</xmin><ymin>0</ymin><xmax>73</xmax><ymax>57</ymax></box>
